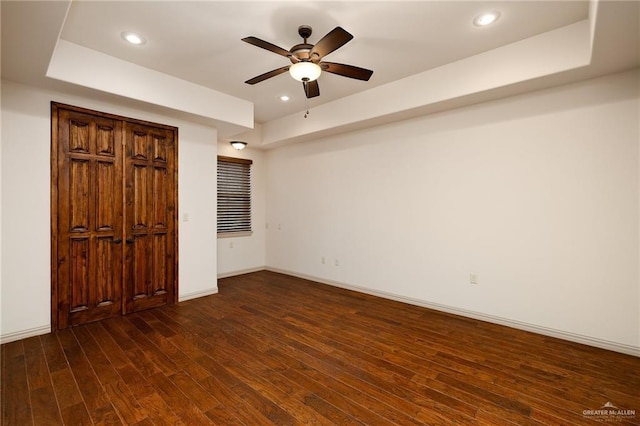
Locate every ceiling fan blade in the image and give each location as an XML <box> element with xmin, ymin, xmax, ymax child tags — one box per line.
<box><xmin>245</xmin><ymin>66</ymin><xmax>290</xmax><ymax>85</ymax></box>
<box><xmin>242</xmin><ymin>36</ymin><xmax>291</xmax><ymax>58</ymax></box>
<box><xmin>309</xmin><ymin>27</ymin><xmax>353</xmax><ymax>59</ymax></box>
<box><xmin>321</xmin><ymin>62</ymin><xmax>373</xmax><ymax>81</ymax></box>
<box><xmin>303</xmin><ymin>80</ymin><xmax>320</xmax><ymax>98</ymax></box>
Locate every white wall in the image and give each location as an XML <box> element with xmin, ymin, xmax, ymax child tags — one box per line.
<box><xmin>216</xmin><ymin>143</ymin><xmax>266</xmax><ymax>277</ymax></box>
<box><xmin>0</xmin><ymin>79</ymin><xmax>219</xmax><ymax>341</ymax></box>
<box><xmin>266</xmin><ymin>69</ymin><xmax>640</xmax><ymax>354</ymax></box>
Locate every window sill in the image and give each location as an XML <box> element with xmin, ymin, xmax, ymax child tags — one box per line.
<box><xmin>217</xmin><ymin>231</ymin><xmax>253</xmax><ymax>239</ymax></box>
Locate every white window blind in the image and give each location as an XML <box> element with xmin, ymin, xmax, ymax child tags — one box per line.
<box><xmin>217</xmin><ymin>156</ymin><xmax>252</xmax><ymax>234</ymax></box>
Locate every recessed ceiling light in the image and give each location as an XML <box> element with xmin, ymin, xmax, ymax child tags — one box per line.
<box><xmin>279</xmin><ymin>95</ymin><xmax>290</xmax><ymax>102</ymax></box>
<box><xmin>473</xmin><ymin>11</ymin><xmax>500</xmax><ymax>27</ymax></box>
<box><xmin>121</xmin><ymin>31</ymin><xmax>146</xmax><ymax>45</ymax></box>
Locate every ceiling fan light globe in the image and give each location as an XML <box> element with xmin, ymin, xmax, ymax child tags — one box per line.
<box><xmin>289</xmin><ymin>62</ymin><xmax>321</xmax><ymax>82</ymax></box>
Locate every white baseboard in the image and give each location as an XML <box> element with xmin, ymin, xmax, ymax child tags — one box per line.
<box><xmin>179</xmin><ymin>288</ymin><xmax>219</xmax><ymax>302</ymax></box>
<box><xmin>266</xmin><ymin>267</ymin><xmax>640</xmax><ymax>358</ymax></box>
<box><xmin>217</xmin><ymin>266</ymin><xmax>266</xmax><ymax>279</ymax></box>
<box><xmin>0</xmin><ymin>325</ymin><xmax>51</xmax><ymax>345</ymax></box>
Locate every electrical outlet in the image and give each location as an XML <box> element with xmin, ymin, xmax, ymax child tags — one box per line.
<box><xmin>470</xmin><ymin>273</ymin><xmax>478</xmax><ymax>285</ymax></box>
<box><xmin>321</xmin><ymin>256</ymin><xmax>326</xmax><ymax>264</ymax></box>
<box><xmin>335</xmin><ymin>259</ymin><xmax>340</xmax><ymax>267</ymax></box>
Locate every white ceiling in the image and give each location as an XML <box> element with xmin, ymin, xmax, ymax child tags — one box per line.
<box><xmin>1</xmin><ymin>1</ymin><xmax>639</xmax><ymax>146</ymax></box>
<box><xmin>58</xmin><ymin>1</ymin><xmax>589</xmax><ymax>123</ymax></box>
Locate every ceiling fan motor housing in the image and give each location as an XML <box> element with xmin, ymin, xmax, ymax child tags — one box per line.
<box><xmin>290</xmin><ymin>44</ymin><xmax>313</xmax><ymax>62</ymax></box>
<box><xmin>292</xmin><ymin>26</ymin><xmax>314</xmax><ymax>62</ymax></box>
<box><xmin>298</xmin><ymin>25</ymin><xmax>313</xmax><ymax>39</ymax></box>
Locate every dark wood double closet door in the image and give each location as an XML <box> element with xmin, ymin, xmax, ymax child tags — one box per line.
<box><xmin>51</xmin><ymin>103</ymin><xmax>178</xmax><ymax>330</ymax></box>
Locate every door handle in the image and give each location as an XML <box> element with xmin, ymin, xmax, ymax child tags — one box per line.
<box><xmin>113</xmin><ymin>238</ymin><xmax>122</xmax><ymax>244</ymax></box>
<box><xmin>126</xmin><ymin>238</ymin><xmax>134</xmax><ymax>244</ymax></box>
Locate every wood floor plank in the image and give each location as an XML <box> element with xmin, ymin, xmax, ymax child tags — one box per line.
<box><xmin>281</xmin><ymin>316</ymin><xmax>479</xmax><ymax>419</ymax></box>
<box><xmin>112</xmin><ymin>315</ymin><xmax>180</xmax><ymax>375</ymax></box>
<box><xmin>280</xmin><ymin>363</ymin><xmax>396</xmax><ymax>426</ymax></box>
<box><xmin>72</xmin><ymin>325</ymin><xmax>120</xmax><ymax>386</ymax></box>
<box><xmin>180</xmin><ymin>304</ymin><xmax>424</xmax><ymax>424</ymax></box>
<box><xmin>30</xmin><ymin>386</ymin><xmax>64</xmax><ymax>425</ymax></box>
<box><xmin>134</xmin><ymin>418</ymin><xmax>155</xmax><ymax>426</ymax></box>
<box><xmin>203</xmin><ymin>327</ymin><xmax>350</xmax><ymax>426</ymax></box>
<box><xmin>236</xmin><ymin>303</ymin><xmax>472</xmax><ymax>423</ymax></box>
<box><xmin>168</xmin><ymin>370</ymin><xmax>220</xmax><ymax>413</ymax></box>
<box><xmin>86</xmin><ymin>321</ymin><xmax>156</xmax><ymax>399</ymax></box>
<box><xmin>233</xmin><ymin>320</ymin><xmax>433</xmax><ymax>425</ymax></box>
<box><xmin>40</xmin><ymin>332</ymin><xmax>69</xmax><ymax>374</ymax></box>
<box><xmin>100</xmin><ymin>318</ymin><xmax>164</xmax><ymax>378</ymax></box>
<box><xmin>50</xmin><ymin>367</ymin><xmax>84</xmax><ymax>411</ymax></box>
<box><xmin>184</xmin><ymin>309</ymin><xmax>397</xmax><ymax>425</ymax></box>
<box><xmin>22</xmin><ymin>336</ymin><xmax>52</xmax><ymax>391</ymax></box>
<box><xmin>146</xmin><ymin>371</ymin><xmax>216</xmax><ymax>425</ymax></box>
<box><xmin>60</xmin><ymin>401</ymin><xmax>93</xmax><ymax>426</ymax></box>
<box><xmin>136</xmin><ymin>310</ymin><xmax>177</xmax><ymax>338</ymax></box>
<box><xmin>56</xmin><ymin>328</ymin><xmax>112</xmax><ymax>416</ymax></box>
<box><xmin>204</xmin><ymin>404</ymin><xmax>247</xmax><ymax>425</ymax></box>
<box><xmin>217</xmin><ymin>314</ymin><xmax>476</xmax><ymax>425</ymax></box>
<box><xmin>427</xmin><ymin>351</ymin><xmax>615</xmax><ymax>423</ymax></box>
<box><xmin>184</xmin><ymin>362</ymin><xmax>279</xmax><ymax>425</ymax></box>
<box><xmin>19</xmin><ymin>336</ymin><xmax>63</xmax><ymax>425</ymax></box>
<box><xmin>128</xmin><ymin>313</ymin><xmax>192</xmax><ymax>370</ymax></box>
<box><xmin>3</xmin><ymin>270</ymin><xmax>640</xmax><ymax>425</ymax></box>
<box><xmin>138</xmin><ymin>391</ymin><xmax>186</xmax><ymax>426</ymax></box>
<box><xmin>1</xmin><ymin>341</ymin><xmax>33</xmax><ymax>425</ymax></box>
<box><xmin>103</xmin><ymin>380</ymin><xmax>149</xmax><ymax>425</ymax></box>
<box><xmin>84</xmin><ymin>321</ymin><xmax>130</xmax><ymax>369</ymax></box>
<box><xmin>195</xmin><ymin>354</ymin><xmax>297</xmax><ymax>425</ymax></box>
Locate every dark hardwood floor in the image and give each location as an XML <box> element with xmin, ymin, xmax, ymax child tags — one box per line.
<box><xmin>2</xmin><ymin>271</ymin><xmax>639</xmax><ymax>425</ymax></box>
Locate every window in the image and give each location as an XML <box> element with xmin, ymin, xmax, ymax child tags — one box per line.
<box><xmin>217</xmin><ymin>156</ymin><xmax>252</xmax><ymax>236</ymax></box>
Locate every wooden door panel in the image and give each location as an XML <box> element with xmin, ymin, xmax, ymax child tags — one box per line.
<box><xmin>153</xmin><ymin>134</ymin><xmax>168</xmax><ymax>162</ymax></box>
<box><xmin>96</xmin><ymin>125</ymin><xmax>116</xmax><ymax>156</ymax></box>
<box><xmin>54</xmin><ymin>106</ymin><xmax>124</xmax><ymax>329</ymax></box>
<box><xmin>69</xmin><ymin>158</ymin><xmax>91</xmax><ymax>232</ymax></box>
<box><xmin>124</xmin><ymin>123</ymin><xmax>176</xmax><ymax>314</ymax></box>
<box><xmin>96</xmin><ymin>161</ymin><xmax>117</xmax><ymax>231</ymax></box>
<box><xmin>127</xmin><ymin>234</ymin><xmax>167</xmax><ymax>311</ymax></box>
<box><xmin>132</xmin><ymin>234</ymin><xmax>150</xmax><ymax>298</ymax></box>
<box><xmin>133</xmin><ymin>164</ymin><xmax>149</xmax><ymax>229</ymax></box>
<box><xmin>69</xmin><ymin>120</ymin><xmax>90</xmax><ymax>153</ymax></box>
<box><xmin>67</xmin><ymin>236</ymin><xmax>122</xmax><ymax>326</ymax></box>
<box><xmin>153</xmin><ymin>233</ymin><xmax>168</xmax><ymax>292</ymax></box>
<box><xmin>95</xmin><ymin>236</ymin><xmax>118</xmax><ymax>306</ymax></box>
<box><xmin>132</xmin><ymin>131</ymin><xmax>149</xmax><ymax>160</ymax></box>
<box><xmin>69</xmin><ymin>237</ymin><xmax>89</xmax><ymax>312</ymax></box>
<box><xmin>153</xmin><ymin>167</ymin><xmax>168</xmax><ymax>227</ymax></box>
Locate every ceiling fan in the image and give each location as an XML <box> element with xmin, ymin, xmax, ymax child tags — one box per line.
<box><xmin>242</xmin><ymin>25</ymin><xmax>373</xmax><ymax>99</ymax></box>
